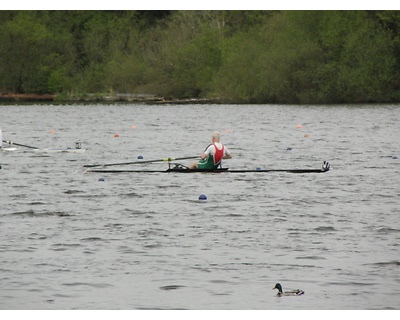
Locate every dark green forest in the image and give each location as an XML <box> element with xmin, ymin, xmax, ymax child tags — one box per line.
<box><xmin>0</xmin><ymin>10</ymin><xmax>399</xmax><ymax>104</ymax></box>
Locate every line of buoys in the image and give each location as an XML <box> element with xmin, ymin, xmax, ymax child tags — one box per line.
<box><xmin>295</xmin><ymin>124</ymin><xmax>311</xmax><ymax>138</ymax></box>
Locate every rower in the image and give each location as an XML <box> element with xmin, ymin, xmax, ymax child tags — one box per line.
<box><xmin>189</xmin><ymin>131</ymin><xmax>232</xmax><ymax>169</ymax></box>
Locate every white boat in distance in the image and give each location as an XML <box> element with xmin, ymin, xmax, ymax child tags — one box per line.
<box><xmin>33</xmin><ymin>147</ymin><xmax>86</xmax><ymax>153</ymax></box>
<box><xmin>0</xmin><ymin>147</ymin><xmax>18</xmax><ymax>152</ymax></box>
<box><xmin>1</xmin><ymin>140</ymin><xmax>86</xmax><ymax>153</ymax></box>
<box><xmin>1</xmin><ymin>146</ymin><xmax>86</xmax><ymax>153</ymax></box>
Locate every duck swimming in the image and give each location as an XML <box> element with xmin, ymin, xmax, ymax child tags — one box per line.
<box><xmin>273</xmin><ymin>283</ymin><xmax>304</xmax><ymax>296</ymax></box>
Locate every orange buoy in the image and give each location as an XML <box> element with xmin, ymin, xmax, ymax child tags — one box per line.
<box><xmin>131</xmin><ymin>125</ymin><xmax>136</xmax><ymax>129</ymax></box>
<box><xmin>114</xmin><ymin>133</ymin><xmax>120</xmax><ymax>138</ymax></box>
<box><xmin>50</xmin><ymin>129</ymin><xmax>56</xmax><ymax>134</ymax></box>
<box><xmin>296</xmin><ymin>125</ymin><xmax>302</xmax><ymax>129</ymax></box>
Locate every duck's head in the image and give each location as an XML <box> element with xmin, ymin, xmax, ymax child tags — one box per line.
<box><xmin>273</xmin><ymin>283</ymin><xmax>283</xmax><ymax>293</ymax></box>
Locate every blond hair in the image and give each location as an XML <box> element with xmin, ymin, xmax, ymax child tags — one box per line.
<box><xmin>212</xmin><ymin>131</ymin><xmax>221</xmax><ymax>142</ymax></box>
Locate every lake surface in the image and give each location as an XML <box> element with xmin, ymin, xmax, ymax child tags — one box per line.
<box><xmin>0</xmin><ymin>103</ymin><xmax>399</xmax><ymax>310</ymax></box>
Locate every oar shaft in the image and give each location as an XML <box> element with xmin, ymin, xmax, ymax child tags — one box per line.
<box><xmin>2</xmin><ymin>140</ymin><xmax>38</xmax><ymax>149</ymax></box>
<box><xmin>83</xmin><ymin>156</ymin><xmax>199</xmax><ymax>168</ymax></box>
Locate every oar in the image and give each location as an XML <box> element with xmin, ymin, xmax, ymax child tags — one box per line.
<box><xmin>83</xmin><ymin>156</ymin><xmax>199</xmax><ymax>168</ymax></box>
<box><xmin>2</xmin><ymin>140</ymin><xmax>39</xmax><ymax>149</ymax></box>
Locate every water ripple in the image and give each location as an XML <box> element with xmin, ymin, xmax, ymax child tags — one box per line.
<box><xmin>1</xmin><ymin>104</ymin><xmax>399</xmax><ymax>309</ymax></box>
<box><xmin>62</xmin><ymin>282</ymin><xmax>114</xmax><ymax>288</ymax></box>
<box><xmin>11</xmin><ymin>210</ymin><xmax>70</xmax><ymax>217</ymax></box>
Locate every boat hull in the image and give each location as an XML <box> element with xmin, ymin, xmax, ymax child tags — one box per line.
<box><xmin>87</xmin><ymin>167</ymin><xmax>329</xmax><ymax>174</ymax></box>
<box><xmin>1</xmin><ymin>147</ymin><xmax>86</xmax><ymax>153</ymax></box>
<box><xmin>32</xmin><ymin>148</ymin><xmax>86</xmax><ymax>153</ymax></box>
<box><xmin>0</xmin><ymin>147</ymin><xmax>18</xmax><ymax>152</ymax></box>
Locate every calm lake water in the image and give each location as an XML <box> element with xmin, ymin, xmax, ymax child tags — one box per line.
<box><xmin>0</xmin><ymin>103</ymin><xmax>399</xmax><ymax>310</ymax></box>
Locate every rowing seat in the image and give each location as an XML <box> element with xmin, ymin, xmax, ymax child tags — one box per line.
<box><xmin>170</xmin><ymin>163</ymin><xmax>189</xmax><ymax>170</ymax></box>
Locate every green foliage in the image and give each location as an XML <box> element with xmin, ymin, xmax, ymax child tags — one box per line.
<box><xmin>0</xmin><ymin>12</ymin><xmax>51</xmax><ymax>93</ymax></box>
<box><xmin>0</xmin><ymin>10</ymin><xmax>399</xmax><ymax>103</ymax></box>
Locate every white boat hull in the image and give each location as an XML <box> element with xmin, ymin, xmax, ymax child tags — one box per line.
<box><xmin>1</xmin><ymin>147</ymin><xmax>86</xmax><ymax>153</ymax></box>
<box><xmin>0</xmin><ymin>147</ymin><xmax>18</xmax><ymax>152</ymax></box>
<box><xmin>32</xmin><ymin>148</ymin><xmax>86</xmax><ymax>153</ymax></box>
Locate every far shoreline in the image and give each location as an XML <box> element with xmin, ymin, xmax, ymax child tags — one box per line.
<box><xmin>0</xmin><ymin>93</ymin><xmax>223</xmax><ymax>105</ymax></box>
<box><xmin>0</xmin><ymin>93</ymin><xmax>399</xmax><ymax>105</ymax></box>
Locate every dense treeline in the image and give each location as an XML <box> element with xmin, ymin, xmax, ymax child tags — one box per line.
<box><xmin>0</xmin><ymin>10</ymin><xmax>399</xmax><ymax>104</ymax></box>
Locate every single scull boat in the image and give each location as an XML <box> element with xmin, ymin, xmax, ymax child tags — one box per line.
<box><xmin>86</xmin><ymin>161</ymin><xmax>330</xmax><ymax>174</ymax></box>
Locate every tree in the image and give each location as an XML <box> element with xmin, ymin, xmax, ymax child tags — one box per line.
<box><xmin>0</xmin><ymin>12</ymin><xmax>55</xmax><ymax>93</ymax></box>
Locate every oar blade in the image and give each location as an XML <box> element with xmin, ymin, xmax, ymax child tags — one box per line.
<box><xmin>2</xmin><ymin>140</ymin><xmax>39</xmax><ymax>149</ymax></box>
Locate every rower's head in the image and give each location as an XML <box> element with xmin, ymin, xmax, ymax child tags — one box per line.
<box><xmin>212</xmin><ymin>131</ymin><xmax>221</xmax><ymax>142</ymax></box>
